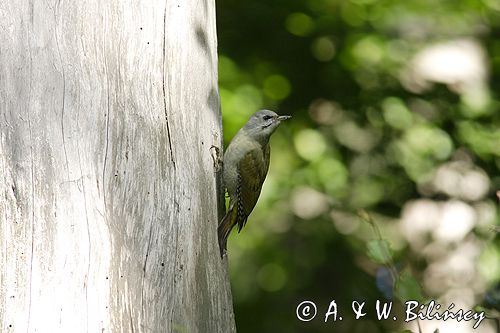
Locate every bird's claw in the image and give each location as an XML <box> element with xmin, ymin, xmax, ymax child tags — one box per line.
<box><xmin>210</xmin><ymin>145</ymin><xmax>223</xmax><ymax>172</ymax></box>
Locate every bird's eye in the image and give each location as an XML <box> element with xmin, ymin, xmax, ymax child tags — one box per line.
<box><xmin>263</xmin><ymin>115</ymin><xmax>272</xmax><ymax>121</ymax></box>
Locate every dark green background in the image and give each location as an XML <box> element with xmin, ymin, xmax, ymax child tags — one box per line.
<box><xmin>217</xmin><ymin>0</ymin><xmax>500</xmax><ymax>332</ymax></box>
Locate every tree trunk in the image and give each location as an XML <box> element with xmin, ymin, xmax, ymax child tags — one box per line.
<box><xmin>0</xmin><ymin>0</ymin><xmax>235</xmax><ymax>332</ymax></box>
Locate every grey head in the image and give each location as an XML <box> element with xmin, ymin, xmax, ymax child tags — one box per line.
<box><xmin>242</xmin><ymin>109</ymin><xmax>291</xmax><ymax>143</ymax></box>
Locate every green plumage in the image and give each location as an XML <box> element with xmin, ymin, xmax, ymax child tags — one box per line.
<box><xmin>218</xmin><ymin>110</ymin><xmax>290</xmax><ymax>257</ymax></box>
<box><xmin>218</xmin><ymin>145</ymin><xmax>270</xmax><ymax>256</ymax></box>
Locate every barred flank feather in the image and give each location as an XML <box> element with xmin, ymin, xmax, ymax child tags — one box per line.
<box><xmin>218</xmin><ymin>202</ymin><xmax>238</xmax><ymax>258</ymax></box>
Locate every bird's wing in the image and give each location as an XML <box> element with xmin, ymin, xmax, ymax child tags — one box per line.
<box><xmin>236</xmin><ymin>145</ymin><xmax>270</xmax><ymax>231</ymax></box>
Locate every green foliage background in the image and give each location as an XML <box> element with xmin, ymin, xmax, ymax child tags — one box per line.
<box><xmin>216</xmin><ymin>0</ymin><xmax>500</xmax><ymax>332</ymax></box>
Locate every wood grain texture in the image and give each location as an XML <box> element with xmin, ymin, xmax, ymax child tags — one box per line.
<box><xmin>0</xmin><ymin>0</ymin><xmax>235</xmax><ymax>332</ymax></box>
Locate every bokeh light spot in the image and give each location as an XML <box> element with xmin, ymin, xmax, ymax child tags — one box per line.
<box><xmin>433</xmin><ymin>200</ymin><xmax>476</xmax><ymax>242</ymax></box>
<box><xmin>257</xmin><ymin>263</ymin><xmax>287</xmax><ymax>292</ymax></box>
<box><xmin>311</xmin><ymin>37</ymin><xmax>336</xmax><ymax>62</ymax></box>
<box><xmin>405</xmin><ymin>125</ymin><xmax>454</xmax><ymax>160</ymax></box>
<box><xmin>263</xmin><ymin>75</ymin><xmax>291</xmax><ymax>100</ymax></box>
<box><xmin>294</xmin><ymin>129</ymin><xmax>327</xmax><ymax>161</ymax></box>
<box><xmin>317</xmin><ymin>158</ymin><xmax>348</xmax><ymax>196</ymax></box>
<box><xmin>341</xmin><ymin>3</ymin><xmax>367</xmax><ymax>27</ymax></box>
<box><xmin>290</xmin><ymin>186</ymin><xmax>329</xmax><ymax>219</ymax></box>
<box><xmin>334</xmin><ymin>121</ymin><xmax>379</xmax><ymax>153</ymax></box>
<box><xmin>352</xmin><ymin>35</ymin><xmax>384</xmax><ymax>65</ymax></box>
<box><xmin>479</xmin><ymin>244</ymin><xmax>500</xmax><ymax>283</ymax></box>
<box><xmin>382</xmin><ymin>97</ymin><xmax>413</xmax><ymax>130</ymax></box>
<box><xmin>285</xmin><ymin>12</ymin><xmax>314</xmax><ymax>37</ymax></box>
<box><xmin>218</xmin><ymin>55</ymin><xmax>239</xmax><ymax>84</ymax></box>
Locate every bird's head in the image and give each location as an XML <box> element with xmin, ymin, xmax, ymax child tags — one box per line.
<box><xmin>243</xmin><ymin>110</ymin><xmax>291</xmax><ymax>143</ymax></box>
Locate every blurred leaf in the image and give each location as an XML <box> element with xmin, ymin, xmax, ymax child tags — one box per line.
<box><xmin>395</xmin><ymin>271</ymin><xmax>424</xmax><ymax>303</ymax></box>
<box><xmin>367</xmin><ymin>240</ymin><xmax>392</xmax><ymax>264</ymax></box>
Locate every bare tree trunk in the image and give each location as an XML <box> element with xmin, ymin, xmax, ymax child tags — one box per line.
<box><xmin>0</xmin><ymin>0</ymin><xmax>235</xmax><ymax>332</ymax></box>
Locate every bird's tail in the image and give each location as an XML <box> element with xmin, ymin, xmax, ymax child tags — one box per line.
<box><xmin>218</xmin><ymin>202</ymin><xmax>238</xmax><ymax>258</ymax></box>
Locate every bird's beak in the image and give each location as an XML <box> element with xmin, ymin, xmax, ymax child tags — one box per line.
<box><xmin>277</xmin><ymin>115</ymin><xmax>292</xmax><ymax>121</ymax></box>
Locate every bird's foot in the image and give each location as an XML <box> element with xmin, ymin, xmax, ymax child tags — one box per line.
<box><xmin>210</xmin><ymin>145</ymin><xmax>223</xmax><ymax>172</ymax></box>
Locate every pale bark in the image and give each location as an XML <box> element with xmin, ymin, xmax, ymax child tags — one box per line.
<box><xmin>0</xmin><ymin>0</ymin><xmax>235</xmax><ymax>332</ymax></box>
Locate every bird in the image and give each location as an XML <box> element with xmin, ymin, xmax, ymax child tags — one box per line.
<box><xmin>218</xmin><ymin>109</ymin><xmax>291</xmax><ymax>257</ymax></box>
